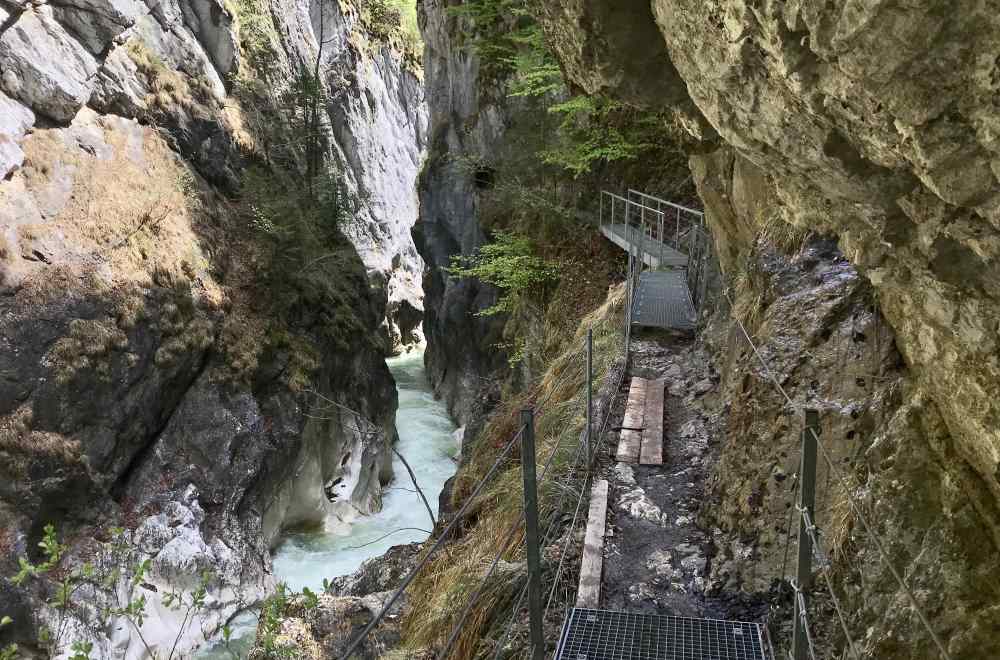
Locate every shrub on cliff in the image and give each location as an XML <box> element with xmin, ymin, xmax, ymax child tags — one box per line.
<box><xmin>446</xmin><ymin>231</ymin><xmax>559</xmax><ymax>316</ymax></box>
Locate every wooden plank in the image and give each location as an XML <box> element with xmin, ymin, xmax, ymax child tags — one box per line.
<box><xmin>576</xmin><ymin>479</ymin><xmax>609</xmax><ymax>608</ymax></box>
<box><xmin>616</xmin><ymin>429</ymin><xmax>641</xmax><ymax>463</ymax></box>
<box><xmin>615</xmin><ymin>378</ymin><xmax>646</xmax><ymax>463</ymax></box>
<box><xmin>640</xmin><ymin>378</ymin><xmax>665</xmax><ymax>465</ymax></box>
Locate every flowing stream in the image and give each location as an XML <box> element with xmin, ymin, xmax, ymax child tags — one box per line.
<box><xmin>198</xmin><ymin>348</ymin><xmax>458</xmax><ymax>657</ymax></box>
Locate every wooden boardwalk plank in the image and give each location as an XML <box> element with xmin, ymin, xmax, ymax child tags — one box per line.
<box><xmin>640</xmin><ymin>378</ymin><xmax>665</xmax><ymax>465</ymax></box>
<box><xmin>575</xmin><ymin>479</ymin><xmax>609</xmax><ymax>608</ymax></box>
<box><xmin>616</xmin><ymin>378</ymin><xmax>646</xmax><ymax>463</ymax></box>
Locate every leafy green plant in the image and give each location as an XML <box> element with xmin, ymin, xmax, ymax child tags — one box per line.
<box><xmin>1</xmin><ymin>615</ymin><xmax>16</xmax><ymax>660</ymax></box>
<box><xmin>448</xmin><ymin>0</ymin><xmax>681</xmax><ymax>180</ymax></box>
<box><xmin>364</xmin><ymin>0</ymin><xmax>422</xmax><ymax>59</ymax></box>
<box><xmin>541</xmin><ymin>95</ymin><xmax>666</xmax><ymax>177</ymax></box>
<box><xmin>4</xmin><ymin>524</ymin><xmax>233</xmax><ymax>660</ymax></box>
<box><xmin>254</xmin><ymin>583</ymin><xmax>321</xmax><ymax>659</ymax></box>
<box><xmin>446</xmin><ymin>231</ymin><xmax>559</xmax><ymax>316</ymax></box>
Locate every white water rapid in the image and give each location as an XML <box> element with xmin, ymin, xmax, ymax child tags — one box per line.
<box><xmin>197</xmin><ymin>348</ymin><xmax>457</xmax><ymax>657</ymax></box>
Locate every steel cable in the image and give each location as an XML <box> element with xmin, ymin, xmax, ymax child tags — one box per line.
<box><xmin>724</xmin><ymin>288</ymin><xmax>951</xmax><ymax>660</ymax></box>
<box><xmin>437</xmin><ymin>333</ymin><xmax>603</xmax><ymax>659</ymax></box>
<box><xmin>543</xmin><ymin>360</ymin><xmax>627</xmax><ymax>617</ymax></box>
<box><xmin>338</xmin><ymin>425</ymin><xmax>523</xmax><ymax>659</ymax></box>
<box><xmin>793</xmin><ymin>587</ymin><xmax>820</xmax><ymax>660</ymax></box>
<box><xmin>809</xmin><ymin>425</ymin><xmax>952</xmax><ymax>660</ymax></box>
<box><xmin>490</xmin><ymin>351</ymin><xmax>627</xmax><ymax>659</ymax></box>
<box><xmin>436</xmin><ymin>363</ymin><xmax>590</xmax><ymax>660</ymax></box>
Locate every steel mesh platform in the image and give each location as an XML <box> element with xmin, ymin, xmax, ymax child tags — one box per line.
<box><xmin>631</xmin><ymin>271</ymin><xmax>697</xmax><ymax>332</ymax></box>
<box><xmin>555</xmin><ymin>608</ymin><xmax>769</xmax><ymax>660</ymax></box>
<box><xmin>601</xmin><ymin>224</ymin><xmax>689</xmax><ymax>268</ymax></box>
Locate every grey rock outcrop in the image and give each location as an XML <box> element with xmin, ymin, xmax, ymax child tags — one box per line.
<box><xmin>51</xmin><ymin>0</ymin><xmax>140</xmax><ymax>55</ymax></box>
<box><xmin>0</xmin><ymin>91</ymin><xmax>33</xmax><ymax>178</ymax></box>
<box><xmin>414</xmin><ymin>0</ymin><xmax>509</xmax><ymax>424</ymax></box>
<box><xmin>248</xmin><ymin>544</ymin><xmax>424</xmax><ymax>659</ymax></box>
<box><xmin>0</xmin><ymin>6</ymin><xmax>100</xmax><ymax>122</ymax></box>
<box><xmin>533</xmin><ymin>1</ymin><xmax>1000</xmax><ymax>656</ymax></box>
<box><xmin>316</xmin><ymin>4</ymin><xmax>428</xmax><ymax>355</ymax></box>
<box><xmin>177</xmin><ymin>0</ymin><xmax>238</xmax><ymax>77</ymax></box>
<box><xmin>0</xmin><ymin>0</ymin><xmax>426</xmax><ymax>657</ymax></box>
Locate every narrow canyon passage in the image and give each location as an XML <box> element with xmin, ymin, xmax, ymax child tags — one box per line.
<box><xmin>273</xmin><ymin>350</ymin><xmax>458</xmax><ymax>592</ymax></box>
<box><xmin>197</xmin><ymin>348</ymin><xmax>458</xmax><ymax>657</ymax></box>
<box><xmin>2</xmin><ymin>0</ymin><xmax>998</xmax><ymax>658</ymax></box>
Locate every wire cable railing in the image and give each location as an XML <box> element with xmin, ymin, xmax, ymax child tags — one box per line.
<box><xmin>490</xmin><ymin>357</ymin><xmax>628</xmax><ymax>660</ymax></box>
<box><xmin>341</xmin><ymin>306</ymin><xmax>632</xmax><ymax>660</ymax></box>
<box><xmin>435</xmin><ymin>344</ymin><xmax>597</xmax><ymax>659</ymax></box>
<box><xmin>337</xmin><ymin>425</ymin><xmax>524</xmax><ymax>659</ymax></box>
<box><xmin>722</xmin><ymin>290</ymin><xmax>953</xmax><ymax>660</ymax></box>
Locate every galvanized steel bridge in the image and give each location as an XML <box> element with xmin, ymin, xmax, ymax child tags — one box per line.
<box><xmin>598</xmin><ymin>189</ymin><xmax>716</xmax><ymax>334</ymax></box>
<box><xmin>345</xmin><ymin>189</ymin><xmax>951</xmax><ymax>660</ymax></box>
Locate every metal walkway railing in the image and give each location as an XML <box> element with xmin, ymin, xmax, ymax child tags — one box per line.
<box><xmin>599</xmin><ymin>189</ymin><xmax>716</xmax><ymax>332</ymax></box>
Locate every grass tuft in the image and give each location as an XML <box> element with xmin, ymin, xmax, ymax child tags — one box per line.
<box><xmin>400</xmin><ymin>285</ymin><xmax>626</xmax><ymax>658</ymax></box>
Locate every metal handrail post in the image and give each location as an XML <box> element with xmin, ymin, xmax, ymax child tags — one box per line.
<box><xmin>675</xmin><ymin>207</ymin><xmax>681</xmax><ymax>251</ymax></box>
<box><xmin>658</xmin><ymin>211</ymin><xmax>664</xmax><ymax>269</ymax></box>
<box><xmin>520</xmin><ymin>409</ymin><xmax>544</xmax><ymax>660</ymax></box>
<box><xmin>791</xmin><ymin>409</ymin><xmax>820</xmax><ymax>660</ymax></box>
<box><xmin>640</xmin><ymin>203</ymin><xmax>646</xmax><ymax>271</ymax></box>
<box><xmin>586</xmin><ymin>328</ymin><xmax>593</xmax><ymax>465</ymax></box>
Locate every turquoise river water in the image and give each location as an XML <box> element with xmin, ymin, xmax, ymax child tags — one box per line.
<box><xmin>197</xmin><ymin>349</ymin><xmax>458</xmax><ymax>657</ymax></box>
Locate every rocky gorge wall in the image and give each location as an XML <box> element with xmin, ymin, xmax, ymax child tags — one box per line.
<box><xmin>536</xmin><ymin>1</ymin><xmax>1000</xmax><ymax>658</ymax></box>
<box><xmin>0</xmin><ymin>0</ymin><xmax>426</xmax><ymax>656</ymax></box>
<box><xmin>413</xmin><ymin>0</ymin><xmax>510</xmax><ymax>427</ymax></box>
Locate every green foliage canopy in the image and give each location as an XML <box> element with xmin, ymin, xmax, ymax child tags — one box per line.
<box><xmin>446</xmin><ymin>231</ymin><xmax>559</xmax><ymax>316</ymax></box>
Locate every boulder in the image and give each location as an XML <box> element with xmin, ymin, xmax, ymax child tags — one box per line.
<box><xmin>0</xmin><ymin>90</ymin><xmax>33</xmax><ymax>178</ymax></box>
<box><xmin>0</xmin><ymin>6</ymin><xmax>99</xmax><ymax>122</ymax></box>
<box><xmin>51</xmin><ymin>0</ymin><xmax>141</xmax><ymax>55</ymax></box>
<box><xmin>179</xmin><ymin>0</ymin><xmax>239</xmax><ymax>77</ymax></box>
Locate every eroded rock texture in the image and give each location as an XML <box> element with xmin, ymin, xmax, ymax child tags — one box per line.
<box><xmin>538</xmin><ymin>1</ymin><xmax>1000</xmax><ymax>658</ymax></box>
<box><xmin>414</xmin><ymin>0</ymin><xmax>509</xmax><ymax>424</ymax></box>
<box><xmin>0</xmin><ymin>0</ymin><xmax>425</xmax><ymax>655</ymax></box>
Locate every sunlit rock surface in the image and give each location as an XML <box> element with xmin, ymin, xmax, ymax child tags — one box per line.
<box><xmin>537</xmin><ymin>1</ymin><xmax>1000</xmax><ymax>656</ymax></box>
<box><xmin>0</xmin><ymin>0</ymin><xmax>423</xmax><ymax>655</ymax></box>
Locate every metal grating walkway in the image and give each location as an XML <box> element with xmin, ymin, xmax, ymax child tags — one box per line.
<box><xmin>555</xmin><ymin>608</ymin><xmax>770</xmax><ymax>660</ymax></box>
<box><xmin>601</xmin><ymin>224</ymin><xmax>689</xmax><ymax>269</ymax></box>
<box><xmin>631</xmin><ymin>271</ymin><xmax>697</xmax><ymax>332</ymax></box>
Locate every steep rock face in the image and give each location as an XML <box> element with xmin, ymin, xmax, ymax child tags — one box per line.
<box><xmin>0</xmin><ymin>0</ymin><xmax>424</xmax><ymax>655</ymax></box>
<box><xmin>312</xmin><ymin>4</ymin><xmax>429</xmax><ymax>354</ymax></box>
<box><xmin>537</xmin><ymin>1</ymin><xmax>1000</xmax><ymax>657</ymax></box>
<box><xmin>414</xmin><ymin>0</ymin><xmax>508</xmax><ymax>424</ymax></box>
<box><xmin>693</xmin><ymin>152</ymin><xmax>1000</xmax><ymax>659</ymax></box>
<box><xmin>541</xmin><ymin>0</ymin><xmax>1000</xmax><ymax>507</ymax></box>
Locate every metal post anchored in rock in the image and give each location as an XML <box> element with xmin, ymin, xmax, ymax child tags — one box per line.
<box><xmin>520</xmin><ymin>409</ymin><xmax>545</xmax><ymax>660</ymax></box>
<box><xmin>586</xmin><ymin>327</ymin><xmax>593</xmax><ymax>465</ymax></box>
<box><xmin>792</xmin><ymin>408</ymin><xmax>820</xmax><ymax>660</ymax></box>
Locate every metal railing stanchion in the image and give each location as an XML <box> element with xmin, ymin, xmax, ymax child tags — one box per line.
<box><xmin>791</xmin><ymin>409</ymin><xmax>820</xmax><ymax>660</ymax></box>
<box><xmin>520</xmin><ymin>409</ymin><xmax>545</xmax><ymax>660</ymax></box>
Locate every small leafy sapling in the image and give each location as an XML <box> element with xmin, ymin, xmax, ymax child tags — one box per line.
<box><xmin>446</xmin><ymin>231</ymin><xmax>559</xmax><ymax>316</ymax></box>
<box><xmin>1</xmin><ymin>615</ymin><xmax>17</xmax><ymax>660</ymax></box>
<box><xmin>5</xmin><ymin>524</ymin><xmax>230</xmax><ymax>660</ymax></box>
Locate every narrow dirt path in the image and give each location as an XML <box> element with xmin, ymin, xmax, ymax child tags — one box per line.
<box><xmin>599</xmin><ymin>333</ymin><xmax>766</xmax><ymax>623</ymax></box>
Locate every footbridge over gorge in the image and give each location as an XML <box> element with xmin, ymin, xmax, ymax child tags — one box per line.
<box><xmin>597</xmin><ymin>190</ymin><xmax>717</xmax><ymax>334</ymax></box>
<box><xmin>336</xmin><ymin>189</ymin><xmax>952</xmax><ymax>660</ymax></box>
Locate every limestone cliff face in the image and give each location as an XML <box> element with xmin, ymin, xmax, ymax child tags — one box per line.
<box><xmin>538</xmin><ymin>1</ymin><xmax>1000</xmax><ymax>657</ymax></box>
<box><xmin>0</xmin><ymin>0</ymin><xmax>424</xmax><ymax>656</ymax></box>
<box><xmin>414</xmin><ymin>0</ymin><xmax>509</xmax><ymax>425</ymax></box>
